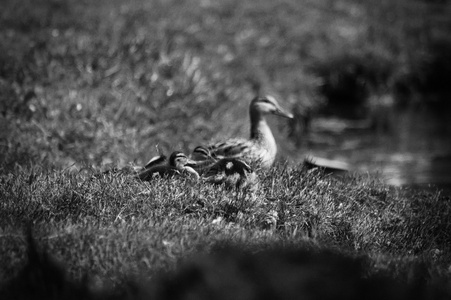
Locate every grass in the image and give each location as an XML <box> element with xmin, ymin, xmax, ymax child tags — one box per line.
<box><xmin>1</xmin><ymin>0</ymin><xmax>451</xmax><ymax>298</ymax></box>
<box><xmin>1</xmin><ymin>166</ymin><xmax>451</xmax><ymax>297</ymax></box>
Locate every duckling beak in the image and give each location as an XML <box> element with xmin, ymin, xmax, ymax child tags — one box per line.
<box><xmin>273</xmin><ymin>107</ymin><xmax>294</xmax><ymax>119</ymax></box>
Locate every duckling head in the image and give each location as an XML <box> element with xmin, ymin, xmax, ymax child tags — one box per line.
<box><xmin>192</xmin><ymin>146</ymin><xmax>210</xmax><ymax>161</ymax></box>
<box><xmin>250</xmin><ymin>95</ymin><xmax>294</xmax><ymax>119</ymax></box>
<box><xmin>192</xmin><ymin>146</ymin><xmax>218</xmax><ymax>161</ymax></box>
<box><xmin>169</xmin><ymin>151</ymin><xmax>196</xmax><ymax>169</ymax></box>
<box><xmin>169</xmin><ymin>151</ymin><xmax>200</xmax><ymax>179</ymax></box>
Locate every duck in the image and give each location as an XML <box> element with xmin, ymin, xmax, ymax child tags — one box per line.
<box><xmin>136</xmin><ymin>151</ymin><xmax>199</xmax><ymax>181</ymax></box>
<box><xmin>190</xmin><ymin>146</ymin><xmax>258</xmax><ymax>189</ymax></box>
<box><xmin>193</xmin><ymin>95</ymin><xmax>293</xmax><ymax>170</ymax></box>
<box><xmin>203</xmin><ymin>157</ymin><xmax>258</xmax><ymax>190</ymax></box>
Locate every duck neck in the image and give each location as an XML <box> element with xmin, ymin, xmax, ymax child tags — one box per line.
<box><xmin>250</xmin><ymin>110</ymin><xmax>276</xmax><ymax>151</ymax></box>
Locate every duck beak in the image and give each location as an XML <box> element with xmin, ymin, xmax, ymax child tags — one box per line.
<box><xmin>274</xmin><ymin>107</ymin><xmax>294</xmax><ymax>119</ymax></box>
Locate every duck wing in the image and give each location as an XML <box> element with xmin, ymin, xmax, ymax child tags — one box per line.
<box><xmin>207</xmin><ymin>138</ymin><xmax>255</xmax><ymax>159</ymax></box>
<box><xmin>191</xmin><ymin>139</ymin><xmax>252</xmax><ymax>174</ymax></box>
<box><xmin>209</xmin><ymin>138</ymin><xmax>274</xmax><ymax>169</ymax></box>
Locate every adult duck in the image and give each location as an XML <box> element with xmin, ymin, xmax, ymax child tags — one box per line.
<box><xmin>193</xmin><ymin>95</ymin><xmax>293</xmax><ymax>169</ymax></box>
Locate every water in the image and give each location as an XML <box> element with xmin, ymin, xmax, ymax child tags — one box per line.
<box><xmin>299</xmin><ymin>102</ymin><xmax>451</xmax><ymax>197</ymax></box>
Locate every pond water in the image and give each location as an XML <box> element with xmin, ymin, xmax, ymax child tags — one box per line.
<box><xmin>298</xmin><ymin>102</ymin><xmax>451</xmax><ymax>197</ymax></box>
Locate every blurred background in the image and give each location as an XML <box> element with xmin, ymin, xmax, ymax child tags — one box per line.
<box><xmin>1</xmin><ymin>0</ymin><xmax>450</xmax><ymax>193</ymax></box>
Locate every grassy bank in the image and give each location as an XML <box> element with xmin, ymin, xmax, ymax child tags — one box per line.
<box><xmin>1</xmin><ymin>0</ymin><xmax>451</xmax><ymax>298</ymax></box>
<box><xmin>1</xmin><ymin>166</ymin><xmax>450</xmax><ymax>297</ymax></box>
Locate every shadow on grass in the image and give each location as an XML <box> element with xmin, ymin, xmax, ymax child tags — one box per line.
<box><xmin>1</xmin><ymin>232</ymin><xmax>450</xmax><ymax>300</ymax></box>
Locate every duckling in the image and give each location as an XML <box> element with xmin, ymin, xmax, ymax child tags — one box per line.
<box><xmin>203</xmin><ymin>157</ymin><xmax>258</xmax><ymax>190</ymax></box>
<box><xmin>190</xmin><ymin>145</ymin><xmax>219</xmax><ymax>176</ymax></box>
<box><xmin>102</xmin><ymin>154</ymin><xmax>168</xmax><ymax>177</ymax></box>
<box><xmin>194</xmin><ymin>95</ymin><xmax>293</xmax><ymax>170</ymax></box>
<box><xmin>143</xmin><ymin>154</ymin><xmax>167</xmax><ymax>169</ymax></box>
<box><xmin>191</xmin><ymin>146</ymin><xmax>258</xmax><ymax>189</ymax></box>
<box><xmin>192</xmin><ymin>145</ymin><xmax>217</xmax><ymax>161</ymax></box>
<box><xmin>136</xmin><ymin>151</ymin><xmax>199</xmax><ymax>181</ymax></box>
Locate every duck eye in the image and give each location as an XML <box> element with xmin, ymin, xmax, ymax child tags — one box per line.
<box><xmin>260</xmin><ymin>98</ymin><xmax>273</xmax><ymax>105</ymax></box>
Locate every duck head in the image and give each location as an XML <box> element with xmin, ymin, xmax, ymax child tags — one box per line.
<box><xmin>250</xmin><ymin>95</ymin><xmax>294</xmax><ymax>119</ymax></box>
